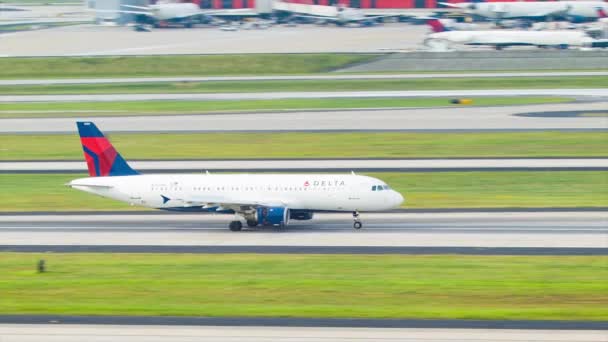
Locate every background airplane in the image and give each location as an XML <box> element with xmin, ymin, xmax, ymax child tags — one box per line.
<box><xmin>69</xmin><ymin>122</ymin><xmax>404</xmax><ymax>231</ymax></box>
<box><xmin>424</xmin><ymin>18</ymin><xmax>595</xmax><ymax>50</ymax></box>
<box><xmin>272</xmin><ymin>1</ymin><xmax>397</xmax><ymax>26</ymax></box>
<box><xmin>442</xmin><ymin>1</ymin><xmax>608</xmax><ymax>24</ymax></box>
<box><xmin>97</xmin><ymin>2</ymin><xmax>253</xmax><ymax>28</ymax></box>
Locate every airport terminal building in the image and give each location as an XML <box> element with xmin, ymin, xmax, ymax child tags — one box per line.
<box><xmin>107</xmin><ymin>0</ymin><xmax>543</xmax><ymax>11</ymax></box>
<box><xmin>195</xmin><ymin>0</ymin><xmax>544</xmax><ymax>9</ymax></box>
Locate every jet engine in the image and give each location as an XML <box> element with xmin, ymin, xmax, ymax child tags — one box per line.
<box><xmin>256</xmin><ymin>207</ymin><xmax>290</xmax><ymax>227</ymax></box>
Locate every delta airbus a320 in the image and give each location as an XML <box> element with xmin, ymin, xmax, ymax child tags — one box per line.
<box><xmin>69</xmin><ymin>122</ymin><xmax>404</xmax><ymax>231</ymax></box>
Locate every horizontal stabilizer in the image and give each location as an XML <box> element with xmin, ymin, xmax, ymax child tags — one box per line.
<box><xmin>68</xmin><ymin>182</ymin><xmax>113</xmax><ymax>189</ymax></box>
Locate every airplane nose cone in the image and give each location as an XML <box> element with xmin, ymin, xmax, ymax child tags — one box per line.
<box><xmin>393</xmin><ymin>191</ymin><xmax>404</xmax><ymax>208</ymax></box>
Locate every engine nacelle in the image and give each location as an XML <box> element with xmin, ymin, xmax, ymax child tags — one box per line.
<box><xmin>289</xmin><ymin>210</ymin><xmax>314</xmax><ymax>221</ymax></box>
<box><xmin>256</xmin><ymin>207</ymin><xmax>289</xmax><ymax>227</ymax></box>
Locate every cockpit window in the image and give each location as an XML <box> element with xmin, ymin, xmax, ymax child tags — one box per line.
<box><xmin>384</xmin><ymin>185</ymin><xmax>390</xmax><ymax>190</ymax></box>
<box><xmin>377</xmin><ymin>185</ymin><xmax>383</xmax><ymax>191</ymax></box>
<box><xmin>372</xmin><ymin>185</ymin><xmax>377</xmax><ymax>191</ymax></box>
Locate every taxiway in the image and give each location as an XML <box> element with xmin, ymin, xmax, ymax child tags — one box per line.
<box><xmin>2</xmin><ymin>102</ymin><xmax>607</xmax><ymax>133</ymax></box>
<box><xmin>2</xmin><ymin>89</ymin><xmax>608</xmax><ymax>103</ymax></box>
<box><xmin>0</xmin><ymin>324</ymin><xmax>607</xmax><ymax>342</ymax></box>
<box><xmin>1</xmin><ymin>71</ymin><xmax>607</xmax><ymax>85</ymax></box>
<box><xmin>3</xmin><ymin>158</ymin><xmax>608</xmax><ymax>173</ymax></box>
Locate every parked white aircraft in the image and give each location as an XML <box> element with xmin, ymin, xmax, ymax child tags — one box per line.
<box><xmin>424</xmin><ymin>18</ymin><xmax>594</xmax><ymax>50</ymax></box>
<box><xmin>441</xmin><ymin>1</ymin><xmax>608</xmax><ymax>23</ymax></box>
<box><xmin>273</xmin><ymin>1</ymin><xmax>396</xmax><ymax>26</ymax></box>
<box><xmin>101</xmin><ymin>2</ymin><xmax>253</xmax><ymax>28</ymax></box>
<box><xmin>69</xmin><ymin>122</ymin><xmax>404</xmax><ymax>231</ymax></box>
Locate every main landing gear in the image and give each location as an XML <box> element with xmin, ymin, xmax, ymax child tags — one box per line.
<box><xmin>229</xmin><ymin>220</ymin><xmax>242</xmax><ymax>231</ymax></box>
<box><xmin>353</xmin><ymin>211</ymin><xmax>362</xmax><ymax>229</ymax></box>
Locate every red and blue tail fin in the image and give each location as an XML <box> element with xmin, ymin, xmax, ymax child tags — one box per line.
<box><xmin>426</xmin><ymin>18</ymin><xmax>449</xmax><ymax>33</ymax></box>
<box><xmin>77</xmin><ymin>121</ymin><xmax>139</xmax><ymax>177</ymax></box>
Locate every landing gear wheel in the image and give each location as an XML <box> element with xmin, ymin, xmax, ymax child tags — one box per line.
<box><xmin>352</xmin><ymin>210</ymin><xmax>362</xmax><ymax>229</ymax></box>
<box><xmin>246</xmin><ymin>220</ymin><xmax>258</xmax><ymax>228</ymax></box>
<box><xmin>229</xmin><ymin>220</ymin><xmax>242</xmax><ymax>231</ymax></box>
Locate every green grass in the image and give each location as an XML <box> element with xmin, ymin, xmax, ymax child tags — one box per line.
<box><xmin>2</xmin><ymin>132</ymin><xmax>607</xmax><ymax>161</ymax></box>
<box><xmin>2</xmin><ymin>172</ymin><xmax>606</xmax><ymax>211</ymax></box>
<box><xmin>0</xmin><ymin>55</ymin><xmax>378</xmax><ymax>79</ymax></box>
<box><xmin>0</xmin><ymin>97</ymin><xmax>573</xmax><ymax>118</ymax></box>
<box><xmin>2</xmin><ymin>76</ymin><xmax>607</xmax><ymax>94</ymax></box>
<box><xmin>1</xmin><ymin>253</ymin><xmax>606</xmax><ymax>320</ymax></box>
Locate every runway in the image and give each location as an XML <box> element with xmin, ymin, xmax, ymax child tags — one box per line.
<box><xmin>2</xmin><ymin>102</ymin><xmax>607</xmax><ymax>133</ymax></box>
<box><xmin>1</xmin><ymin>324</ymin><xmax>607</xmax><ymax>342</ymax></box>
<box><xmin>1</xmin><ymin>212</ymin><xmax>606</xmax><ymax>249</ymax></box>
<box><xmin>2</xmin><ymin>89</ymin><xmax>608</xmax><ymax>103</ymax></box>
<box><xmin>3</xmin><ymin>158</ymin><xmax>607</xmax><ymax>173</ymax></box>
<box><xmin>2</xmin><ymin>71</ymin><xmax>607</xmax><ymax>85</ymax></box>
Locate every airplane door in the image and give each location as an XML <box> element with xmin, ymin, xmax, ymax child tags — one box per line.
<box><xmin>347</xmin><ymin>181</ymin><xmax>363</xmax><ymax>209</ymax></box>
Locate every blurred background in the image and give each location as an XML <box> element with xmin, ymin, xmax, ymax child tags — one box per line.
<box><xmin>0</xmin><ymin>0</ymin><xmax>607</xmax><ymax>341</ymax></box>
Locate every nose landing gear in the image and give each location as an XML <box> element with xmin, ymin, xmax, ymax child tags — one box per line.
<box><xmin>353</xmin><ymin>211</ymin><xmax>362</xmax><ymax>229</ymax></box>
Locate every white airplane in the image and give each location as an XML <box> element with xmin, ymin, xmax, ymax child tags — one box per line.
<box><xmin>441</xmin><ymin>1</ymin><xmax>608</xmax><ymax>23</ymax></box>
<box><xmin>100</xmin><ymin>2</ymin><xmax>252</xmax><ymax>28</ymax></box>
<box><xmin>273</xmin><ymin>1</ymin><xmax>396</xmax><ymax>26</ymax></box>
<box><xmin>424</xmin><ymin>18</ymin><xmax>595</xmax><ymax>50</ymax></box>
<box><xmin>68</xmin><ymin>122</ymin><xmax>404</xmax><ymax>231</ymax></box>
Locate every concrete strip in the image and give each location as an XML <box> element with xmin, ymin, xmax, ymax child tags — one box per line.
<box><xmin>1</xmin><ymin>324</ymin><xmax>608</xmax><ymax>341</ymax></box>
<box><xmin>2</xmin><ymin>71</ymin><xmax>608</xmax><ymax>85</ymax></box>
<box><xmin>3</xmin><ymin>158</ymin><xmax>608</xmax><ymax>173</ymax></box>
<box><xmin>1</xmin><ymin>89</ymin><xmax>608</xmax><ymax>102</ymax></box>
<box><xmin>2</xmin><ymin>245</ymin><xmax>607</xmax><ymax>255</ymax></box>
<box><xmin>1</xmin><ymin>102</ymin><xmax>607</xmax><ymax>133</ymax></box>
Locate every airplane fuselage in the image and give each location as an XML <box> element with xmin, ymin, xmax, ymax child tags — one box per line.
<box><xmin>427</xmin><ymin>29</ymin><xmax>592</xmax><ymax>48</ymax></box>
<box><xmin>455</xmin><ymin>1</ymin><xmax>608</xmax><ymax>21</ymax></box>
<box><xmin>150</xmin><ymin>3</ymin><xmax>201</xmax><ymax>21</ymax></box>
<box><xmin>70</xmin><ymin>173</ymin><xmax>404</xmax><ymax>213</ymax></box>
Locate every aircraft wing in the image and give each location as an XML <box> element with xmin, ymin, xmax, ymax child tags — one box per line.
<box><xmin>121</xmin><ymin>4</ymin><xmax>151</xmax><ymax>11</ymax></box>
<box><xmin>171</xmin><ymin>9</ymin><xmax>256</xmax><ymax>19</ymax></box>
<box><xmin>202</xmin><ymin>8</ymin><xmax>258</xmax><ymax>16</ymax></box>
<box><xmin>360</xmin><ymin>14</ymin><xmax>399</xmax><ymax>20</ymax></box>
<box><xmin>92</xmin><ymin>9</ymin><xmax>151</xmax><ymax>16</ymax></box>
<box><xmin>293</xmin><ymin>13</ymin><xmax>336</xmax><ymax>20</ymax></box>
<box><xmin>524</xmin><ymin>8</ymin><xmax>570</xmax><ymax>19</ymax></box>
<box><xmin>181</xmin><ymin>195</ymin><xmax>288</xmax><ymax>210</ymax></box>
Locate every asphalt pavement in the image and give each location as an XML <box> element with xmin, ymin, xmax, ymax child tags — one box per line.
<box><xmin>1</xmin><ymin>323</ymin><xmax>607</xmax><ymax>341</ymax></box>
<box><xmin>2</xmin><ymin>89</ymin><xmax>608</xmax><ymax>103</ymax></box>
<box><xmin>2</xmin><ymin>71</ymin><xmax>607</xmax><ymax>85</ymax></box>
<box><xmin>2</xmin><ymin>212</ymin><xmax>606</xmax><ymax>249</ymax></box>
<box><xmin>2</xmin><ymin>102</ymin><xmax>607</xmax><ymax>133</ymax></box>
<box><xmin>3</xmin><ymin>158</ymin><xmax>607</xmax><ymax>173</ymax></box>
